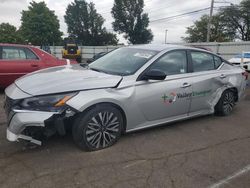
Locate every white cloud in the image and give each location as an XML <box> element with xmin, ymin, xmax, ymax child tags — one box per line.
<box><xmin>0</xmin><ymin>0</ymin><xmax>242</xmax><ymax>44</ymax></box>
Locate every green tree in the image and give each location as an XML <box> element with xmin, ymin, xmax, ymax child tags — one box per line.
<box><xmin>220</xmin><ymin>0</ymin><xmax>250</xmax><ymax>41</ymax></box>
<box><xmin>182</xmin><ymin>15</ymin><xmax>235</xmax><ymax>42</ymax></box>
<box><xmin>111</xmin><ymin>0</ymin><xmax>153</xmax><ymax>44</ymax></box>
<box><xmin>20</xmin><ymin>1</ymin><xmax>63</xmax><ymax>46</ymax></box>
<box><xmin>64</xmin><ymin>0</ymin><xmax>118</xmax><ymax>46</ymax></box>
<box><xmin>0</xmin><ymin>23</ymin><xmax>24</xmax><ymax>43</ymax></box>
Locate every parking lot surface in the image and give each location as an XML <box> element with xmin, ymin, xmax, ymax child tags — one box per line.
<box><xmin>0</xmin><ymin>87</ymin><xmax>250</xmax><ymax>188</ymax></box>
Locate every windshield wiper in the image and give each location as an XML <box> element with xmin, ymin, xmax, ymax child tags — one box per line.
<box><xmin>88</xmin><ymin>66</ymin><xmax>124</xmax><ymax>76</ymax></box>
<box><xmin>81</xmin><ymin>63</ymin><xmax>107</xmax><ymax>74</ymax></box>
<box><xmin>79</xmin><ymin>63</ymin><xmax>89</xmax><ymax>68</ymax></box>
<box><xmin>80</xmin><ymin>64</ymin><xmax>106</xmax><ymax>74</ymax></box>
<box><xmin>90</xmin><ymin>67</ymin><xmax>122</xmax><ymax>76</ymax></box>
<box><xmin>89</xmin><ymin>67</ymin><xmax>103</xmax><ymax>73</ymax></box>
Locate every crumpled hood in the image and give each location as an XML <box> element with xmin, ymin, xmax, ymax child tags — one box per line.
<box><xmin>15</xmin><ymin>64</ymin><xmax>122</xmax><ymax>96</ymax></box>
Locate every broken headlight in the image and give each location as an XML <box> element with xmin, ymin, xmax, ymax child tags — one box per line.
<box><xmin>19</xmin><ymin>92</ymin><xmax>78</xmax><ymax>112</ymax></box>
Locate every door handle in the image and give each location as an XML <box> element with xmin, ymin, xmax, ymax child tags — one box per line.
<box><xmin>220</xmin><ymin>74</ymin><xmax>226</xmax><ymax>79</ymax></box>
<box><xmin>181</xmin><ymin>83</ymin><xmax>192</xmax><ymax>88</ymax></box>
<box><xmin>31</xmin><ymin>64</ymin><xmax>39</xmax><ymax>68</ymax></box>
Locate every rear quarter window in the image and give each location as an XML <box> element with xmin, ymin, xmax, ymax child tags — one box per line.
<box><xmin>25</xmin><ymin>48</ymin><xmax>39</xmax><ymax>60</ymax></box>
<box><xmin>214</xmin><ymin>56</ymin><xmax>222</xmax><ymax>69</ymax></box>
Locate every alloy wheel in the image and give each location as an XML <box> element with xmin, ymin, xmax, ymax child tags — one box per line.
<box><xmin>223</xmin><ymin>92</ymin><xmax>235</xmax><ymax>114</ymax></box>
<box><xmin>85</xmin><ymin>111</ymin><xmax>120</xmax><ymax>149</ymax></box>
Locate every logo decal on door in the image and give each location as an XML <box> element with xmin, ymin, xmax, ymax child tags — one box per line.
<box><xmin>162</xmin><ymin>92</ymin><xmax>177</xmax><ymax>104</ymax></box>
<box><xmin>162</xmin><ymin>89</ymin><xmax>212</xmax><ymax>104</ymax></box>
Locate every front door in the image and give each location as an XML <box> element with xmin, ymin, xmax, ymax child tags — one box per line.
<box><xmin>135</xmin><ymin>50</ymin><xmax>192</xmax><ymax>121</ymax></box>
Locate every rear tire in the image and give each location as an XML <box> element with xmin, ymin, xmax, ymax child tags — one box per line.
<box><xmin>215</xmin><ymin>90</ymin><xmax>236</xmax><ymax>116</ymax></box>
<box><xmin>72</xmin><ymin>104</ymin><xmax>123</xmax><ymax>151</ymax></box>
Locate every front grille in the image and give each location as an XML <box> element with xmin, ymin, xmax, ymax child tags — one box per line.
<box><xmin>4</xmin><ymin>96</ymin><xmax>20</xmax><ymax>126</ymax></box>
<box><xmin>4</xmin><ymin>96</ymin><xmax>18</xmax><ymax>115</ymax></box>
<box><xmin>68</xmin><ymin>47</ymin><xmax>77</xmax><ymax>54</ymax></box>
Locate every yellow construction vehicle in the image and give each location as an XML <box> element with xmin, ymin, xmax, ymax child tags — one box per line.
<box><xmin>62</xmin><ymin>37</ymin><xmax>81</xmax><ymax>63</ymax></box>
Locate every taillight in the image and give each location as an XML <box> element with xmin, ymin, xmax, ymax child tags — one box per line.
<box><xmin>242</xmin><ymin>71</ymin><xmax>248</xmax><ymax>80</ymax></box>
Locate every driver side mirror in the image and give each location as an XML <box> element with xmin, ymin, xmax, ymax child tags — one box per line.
<box><xmin>141</xmin><ymin>69</ymin><xmax>166</xmax><ymax>81</ymax></box>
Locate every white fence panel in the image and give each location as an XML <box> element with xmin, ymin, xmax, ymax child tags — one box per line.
<box><xmin>49</xmin><ymin>45</ymin><xmax>121</xmax><ymax>61</ymax></box>
<box><xmin>48</xmin><ymin>42</ymin><xmax>250</xmax><ymax>61</ymax></box>
<box><xmin>182</xmin><ymin>41</ymin><xmax>250</xmax><ymax>60</ymax></box>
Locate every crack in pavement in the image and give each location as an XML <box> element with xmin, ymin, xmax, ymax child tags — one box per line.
<box><xmin>109</xmin><ymin>177</ymin><xmax>147</xmax><ymax>188</ymax></box>
<box><xmin>1</xmin><ymin>135</ymin><xmax>250</xmax><ymax>187</ymax></box>
<box><xmin>165</xmin><ymin>157</ymin><xmax>176</xmax><ymax>188</ymax></box>
<box><xmin>145</xmin><ymin>160</ymin><xmax>154</xmax><ymax>187</ymax></box>
<box><xmin>144</xmin><ymin>135</ymin><xmax>250</xmax><ymax>161</ymax></box>
<box><xmin>192</xmin><ymin>168</ymin><xmax>217</xmax><ymax>182</ymax></box>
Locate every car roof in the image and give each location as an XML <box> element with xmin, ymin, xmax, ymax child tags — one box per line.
<box><xmin>125</xmin><ymin>44</ymin><xmax>207</xmax><ymax>52</ymax></box>
<box><xmin>0</xmin><ymin>43</ymin><xmax>36</xmax><ymax>48</ymax></box>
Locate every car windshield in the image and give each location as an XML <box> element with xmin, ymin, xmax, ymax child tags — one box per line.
<box><xmin>89</xmin><ymin>48</ymin><xmax>157</xmax><ymax>76</ymax></box>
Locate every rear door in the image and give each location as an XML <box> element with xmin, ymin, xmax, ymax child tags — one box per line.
<box><xmin>188</xmin><ymin>50</ymin><xmax>224</xmax><ymax>114</ymax></box>
<box><xmin>0</xmin><ymin>46</ymin><xmax>40</xmax><ymax>87</ymax></box>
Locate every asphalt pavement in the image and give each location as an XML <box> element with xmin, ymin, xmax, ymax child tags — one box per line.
<box><xmin>0</xmin><ymin>88</ymin><xmax>250</xmax><ymax>188</ymax></box>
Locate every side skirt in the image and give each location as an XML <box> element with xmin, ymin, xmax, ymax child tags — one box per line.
<box><xmin>126</xmin><ymin>110</ymin><xmax>213</xmax><ymax>133</ymax></box>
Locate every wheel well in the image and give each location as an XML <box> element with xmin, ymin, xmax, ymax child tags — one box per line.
<box><xmin>227</xmin><ymin>87</ymin><xmax>238</xmax><ymax>102</ymax></box>
<box><xmin>78</xmin><ymin>102</ymin><xmax>127</xmax><ymax>133</ymax></box>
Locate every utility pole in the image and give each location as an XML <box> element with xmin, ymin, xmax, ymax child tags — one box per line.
<box><xmin>165</xmin><ymin>29</ymin><xmax>168</xmax><ymax>44</ymax></box>
<box><xmin>206</xmin><ymin>0</ymin><xmax>214</xmax><ymax>42</ymax></box>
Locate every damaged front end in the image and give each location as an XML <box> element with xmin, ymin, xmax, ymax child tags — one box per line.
<box><xmin>4</xmin><ymin>85</ymin><xmax>78</xmax><ymax>146</ymax></box>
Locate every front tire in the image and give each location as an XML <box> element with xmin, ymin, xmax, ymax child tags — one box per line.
<box><xmin>72</xmin><ymin>104</ymin><xmax>123</xmax><ymax>151</ymax></box>
<box><xmin>215</xmin><ymin>90</ymin><xmax>236</xmax><ymax>116</ymax></box>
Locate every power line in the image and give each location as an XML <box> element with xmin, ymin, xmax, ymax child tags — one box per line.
<box><xmin>105</xmin><ymin>7</ymin><xmax>212</xmax><ymax>25</ymax></box>
<box><xmin>148</xmin><ymin>4</ymin><xmax>240</xmax><ymax>24</ymax></box>
<box><xmin>148</xmin><ymin>5</ymin><xmax>210</xmax><ymax>21</ymax></box>
<box><xmin>98</xmin><ymin>3</ymin><xmax>241</xmax><ymax>25</ymax></box>
<box><xmin>149</xmin><ymin>7</ymin><xmax>211</xmax><ymax>23</ymax></box>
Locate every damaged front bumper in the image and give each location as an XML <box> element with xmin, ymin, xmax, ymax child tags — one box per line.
<box><xmin>4</xmin><ymin>84</ymin><xmax>77</xmax><ymax>145</ymax></box>
<box><xmin>6</xmin><ymin>110</ymin><xmax>59</xmax><ymax>145</ymax></box>
<box><xmin>6</xmin><ymin>108</ymin><xmax>76</xmax><ymax>145</ymax></box>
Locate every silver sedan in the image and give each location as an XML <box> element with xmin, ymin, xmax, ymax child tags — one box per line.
<box><xmin>4</xmin><ymin>45</ymin><xmax>248</xmax><ymax>151</ymax></box>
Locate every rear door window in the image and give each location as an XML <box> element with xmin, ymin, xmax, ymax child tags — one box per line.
<box><xmin>2</xmin><ymin>47</ymin><xmax>26</xmax><ymax>60</ymax></box>
<box><xmin>1</xmin><ymin>46</ymin><xmax>38</xmax><ymax>60</ymax></box>
<box><xmin>191</xmin><ymin>51</ymin><xmax>215</xmax><ymax>72</ymax></box>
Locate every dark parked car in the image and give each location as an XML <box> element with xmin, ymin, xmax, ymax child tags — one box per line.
<box><xmin>87</xmin><ymin>52</ymin><xmax>108</xmax><ymax>63</ymax></box>
<box><xmin>0</xmin><ymin>43</ymin><xmax>77</xmax><ymax>88</ymax></box>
